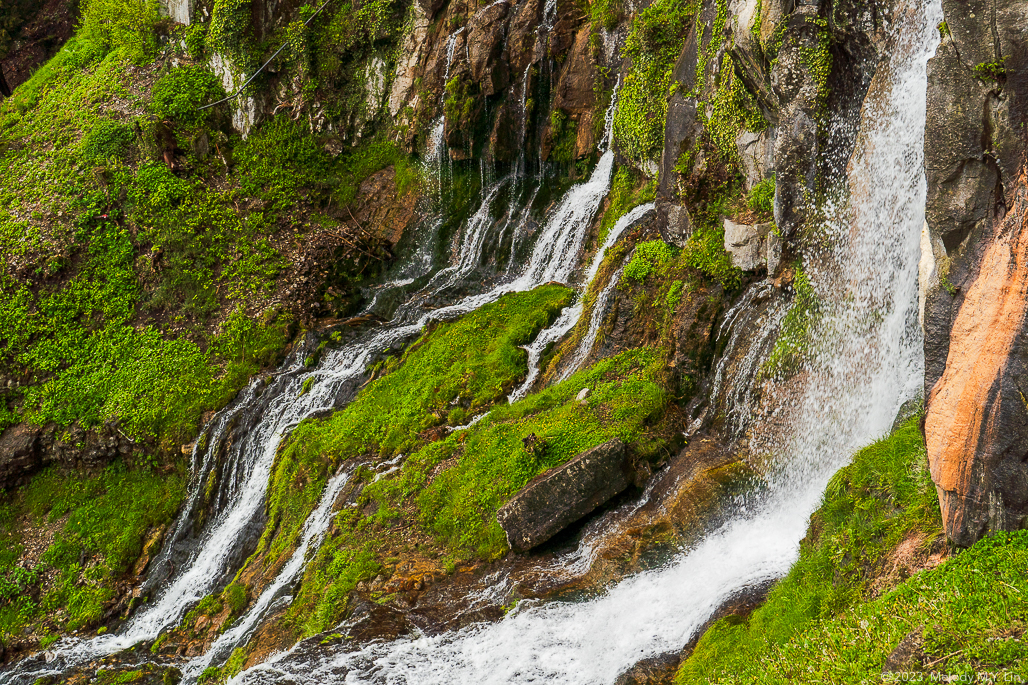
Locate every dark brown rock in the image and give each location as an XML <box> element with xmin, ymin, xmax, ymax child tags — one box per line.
<box><xmin>613</xmin><ymin>653</ymin><xmax>680</xmax><ymax>685</ymax></box>
<box><xmin>923</xmin><ymin>37</ymin><xmax>998</xmax><ymax>250</ymax></box>
<box><xmin>467</xmin><ymin>0</ymin><xmax>510</xmax><ymax>97</ymax></box>
<box><xmin>497</xmin><ymin>439</ymin><xmax>630</xmax><ymax>553</ymax></box>
<box><xmin>0</xmin><ymin>423</ymin><xmax>42</xmax><ymax>488</ymax></box>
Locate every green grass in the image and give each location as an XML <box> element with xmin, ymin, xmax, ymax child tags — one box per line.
<box><xmin>677</xmin><ymin>418</ymin><xmax>953</xmax><ymax>683</ymax></box>
<box><xmin>0</xmin><ymin>462</ymin><xmax>186</xmax><ymax>642</ymax></box>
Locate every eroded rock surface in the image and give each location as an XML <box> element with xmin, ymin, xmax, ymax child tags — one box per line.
<box><xmin>922</xmin><ymin>0</ymin><xmax>1028</xmax><ymax>546</ymax></box>
<box><xmin>497</xmin><ymin>440</ymin><xmax>630</xmax><ymax>552</ymax></box>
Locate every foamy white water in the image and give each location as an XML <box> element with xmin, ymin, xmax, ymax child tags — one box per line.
<box><xmin>232</xmin><ymin>1</ymin><xmax>939</xmax><ymax>681</ymax></box>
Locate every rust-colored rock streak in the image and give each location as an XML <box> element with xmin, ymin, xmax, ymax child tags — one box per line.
<box><xmin>926</xmin><ymin>173</ymin><xmax>1028</xmax><ymax>545</ymax></box>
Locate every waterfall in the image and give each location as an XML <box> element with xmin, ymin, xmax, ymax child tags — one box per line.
<box><xmin>509</xmin><ymin>200</ymin><xmax>653</xmax><ymax>402</ymax></box>
<box><xmin>181</xmin><ymin>465</ymin><xmax>356</xmax><ymax>680</ymax></box>
<box><xmin>0</xmin><ymin>46</ymin><xmax>627</xmax><ymax>685</ymax></box>
<box><xmin>229</xmin><ymin>0</ymin><xmax>939</xmax><ymax>681</ymax></box>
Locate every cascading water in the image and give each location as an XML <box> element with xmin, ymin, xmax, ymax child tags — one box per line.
<box><xmin>229</xmin><ymin>0</ymin><xmax>939</xmax><ymax>681</ymax></box>
<box><xmin>0</xmin><ymin>49</ymin><xmax>628</xmax><ymax>685</ymax></box>
<box><xmin>510</xmin><ymin>200</ymin><xmax>653</xmax><ymax>402</ymax></box>
<box><xmin>181</xmin><ymin>465</ymin><xmax>356</xmax><ymax>680</ymax></box>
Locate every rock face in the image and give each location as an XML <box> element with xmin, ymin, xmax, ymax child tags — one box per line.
<box><xmin>497</xmin><ymin>440</ymin><xmax>630</xmax><ymax>552</ymax></box>
<box><xmin>724</xmin><ymin>220</ymin><xmax>776</xmax><ymax>272</ymax></box>
<box><xmin>922</xmin><ymin>0</ymin><xmax>1028</xmax><ymax>546</ymax></box>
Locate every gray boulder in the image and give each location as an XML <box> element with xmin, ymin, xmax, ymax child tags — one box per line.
<box><xmin>724</xmin><ymin>220</ymin><xmax>775</xmax><ymax>272</ymax></box>
<box><xmin>497</xmin><ymin>440</ymin><xmax>630</xmax><ymax>552</ymax></box>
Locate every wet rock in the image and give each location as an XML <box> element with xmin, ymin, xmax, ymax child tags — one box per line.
<box><xmin>388</xmin><ymin>2</ymin><xmax>431</xmax><ymax>118</ymax></box>
<box><xmin>350</xmin><ymin>166</ymin><xmax>421</xmax><ymax>246</ymax></box>
<box><xmin>467</xmin><ymin>1</ymin><xmax>510</xmax><ymax>97</ymax></box>
<box><xmin>724</xmin><ymin>219</ymin><xmax>774</xmax><ymax>272</ymax></box>
<box><xmin>506</xmin><ymin>0</ymin><xmax>543</xmax><ymax>75</ymax></box>
<box><xmin>614</xmin><ymin>652</ymin><xmax>681</xmax><ymax>685</ymax></box>
<box><xmin>657</xmin><ymin>22</ymin><xmax>701</xmax><ymax>204</ymax></box>
<box><xmin>0</xmin><ymin>423</ymin><xmax>42</xmax><ymax>489</ymax></box>
<box><xmin>923</xmin><ymin>38</ymin><xmax>997</xmax><ymax>251</ymax></box>
<box><xmin>736</xmin><ymin>130</ymin><xmax>775</xmax><ymax>191</ymax></box>
<box><xmin>658</xmin><ymin>202</ymin><xmax>695</xmax><ymax>248</ymax></box>
<box><xmin>729</xmin><ymin>0</ymin><xmax>779</xmax><ymax>124</ymax></box>
<box><xmin>497</xmin><ymin>440</ymin><xmax>630</xmax><ymax>552</ymax></box>
<box><xmin>417</xmin><ymin>0</ymin><xmax>447</xmax><ymax>19</ymax></box>
<box><xmin>772</xmin><ymin>103</ymin><xmax>818</xmax><ymax>241</ymax></box>
<box><xmin>921</xmin><ymin>0</ymin><xmax>1028</xmax><ymax>547</ymax></box>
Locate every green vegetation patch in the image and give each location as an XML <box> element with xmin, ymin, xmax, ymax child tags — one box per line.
<box><xmin>245</xmin><ymin>286</ymin><xmax>575</xmax><ymax>577</ymax></box>
<box><xmin>411</xmin><ymin>346</ymin><xmax>669</xmax><ymax>556</ymax></box>
<box><xmin>703</xmin><ymin>54</ymin><xmax>768</xmax><ymax>160</ymax></box>
<box><xmin>288</xmin><ymin>347</ymin><xmax>670</xmax><ymax>636</ymax></box>
<box><xmin>678</xmin><ymin>418</ymin><xmax>953</xmax><ymax>683</ymax></box>
<box><xmin>0</xmin><ymin>462</ymin><xmax>186</xmax><ymax>642</ymax></box>
<box><xmin>624</xmin><ymin>240</ymin><xmax>677</xmax><ymax>283</ymax></box>
<box><xmin>598</xmin><ymin>166</ymin><xmax>656</xmax><ymax>245</ymax></box>
<box><xmin>613</xmin><ymin>0</ymin><xmax>698</xmax><ymax>164</ymax></box>
<box><xmin>762</xmin><ymin>264</ymin><xmax>818</xmax><ymax>377</ymax></box>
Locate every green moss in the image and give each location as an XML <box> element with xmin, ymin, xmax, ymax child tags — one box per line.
<box><xmin>223</xmin><ymin>582</ymin><xmax>247</xmax><ymax>614</ymax></box>
<box><xmin>80</xmin><ymin>119</ymin><xmax>134</xmax><ymax>163</ymax></box>
<box><xmin>674</xmin><ymin>419</ymin><xmax>1028</xmax><ymax>684</ymax></box>
<box><xmin>208</xmin><ymin>0</ymin><xmax>254</xmax><ymax>66</ymax></box>
<box><xmin>79</xmin><ymin>0</ymin><xmax>161</xmax><ymax>63</ymax></box>
<box><xmin>598</xmin><ymin>166</ymin><xmax>657</xmax><ymax>245</ymax></box>
<box><xmin>937</xmin><ymin>21</ymin><xmax>950</xmax><ymax>38</ymax></box>
<box><xmin>589</xmin><ymin>0</ymin><xmax>623</xmax><ymax>32</ymax></box>
<box><xmin>150</xmin><ymin>66</ymin><xmax>227</xmax><ymax>129</ymax></box>
<box><xmin>0</xmin><ymin>462</ymin><xmax>186</xmax><ymax>642</ymax></box>
<box><xmin>245</xmin><ymin>286</ymin><xmax>575</xmax><ymax>578</ymax></box>
<box><xmin>693</xmin><ymin>0</ymin><xmax>728</xmax><ymax>95</ymax></box>
<box><xmin>549</xmin><ymin>108</ymin><xmax>578</xmax><ymax>165</ymax></box>
<box><xmin>444</xmin><ymin>74</ymin><xmax>477</xmax><ymax>142</ymax></box>
<box><xmin>409</xmin><ymin>347</ymin><xmax>669</xmax><ymax>557</ymax></box>
<box><xmin>289</xmin><ymin>346</ymin><xmax>670</xmax><ymax>636</ymax></box>
<box><xmin>762</xmin><ymin>265</ymin><xmax>818</xmax><ymax>377</ymax></box>
<box><xmin>613</xmin><ymin>0</ymin><xmax>698</xmax><ymax>163</ymax></box>
<box><xmin>624</xmin><ymin>240</ymin><xmax>677</xmax><ymax>283</ymax></box>
<box><xmin>703</xmin><ymin>53</ymin><xmax>768</xmax><ymax>160</ymax></box>
<box><xmin>681</xmin><ymin>168</ymin><xmax>745</xmax><ymax>291</ymax></box>
<box><xmin>798</xmin><ymin>17</ymin><xmax>832</xmax><ymax>113</ymax></box>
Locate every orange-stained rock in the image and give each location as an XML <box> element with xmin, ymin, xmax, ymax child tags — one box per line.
<box><xmin>925</xmin><ymin>171</ymin><xmax>1028</xmax><ymax>546</ymax></box>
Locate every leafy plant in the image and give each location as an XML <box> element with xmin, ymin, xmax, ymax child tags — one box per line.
<box><xmin>150</xmin><ymin>66</ymin><xmax>227</xmax><ymax>127</ymax></box>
